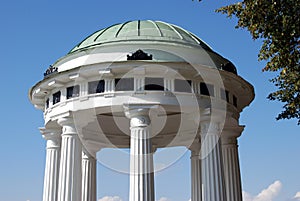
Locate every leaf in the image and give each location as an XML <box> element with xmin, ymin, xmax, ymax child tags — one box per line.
<box><xmin>216</xmin><ymin>0</ymin><xmax>300</xmax><ymax>125</ymax></box>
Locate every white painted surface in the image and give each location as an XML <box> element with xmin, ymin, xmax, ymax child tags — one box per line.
<box><xmin>125</xmin><ymin>107</ymin><xmax>155</xmax><ymax>201</ymax></box>
<box><xmin>201</xmin><ymin>122</ymin><xmax>227</xmax><ymax>201</ymax></box>
<box><xmin>40</xmin><ymin>128</ymin><xmax>61</xmax><ymax>201</ymax></box>
<box><xmin>222</xmin><ymin>135</ymin><xmax>242</xmax><ymax>201</ymax></box>
<box><xmin>82</xmin><ymin>149</ymin><xmax>97</xmax><ymax>201</ymax></box>
<box><xmin>57</xmin><ymin>117</ymin><xmax>82</xmax><ymax>201</ymax></box>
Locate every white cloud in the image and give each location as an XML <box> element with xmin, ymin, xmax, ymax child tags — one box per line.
<box><xmin>294</xmin><ymin>192</ymin><xmax>300</xmax><ymax>198</ymax></box>
<box><xmin>96</xmin><ymin>189</ymin><xmax>300</xmax><ymax>201</ymax></box>
<box><xmin>157</xmin><ymin>197</ymin><xmax>171</xmax><ymax>201</ymax></box>
<box><xmin>292</xmin><ymin>191</ymin><xmax>300</xmax><ymax>201</ymax></box>
<box><xmin>98</xmin><ymin>196</ymin><xmax>123</xmax><ymax>201</ymax></box>
<box><xmin>243</xmin><ymin>191</ymin><xmax>254</xmax><ymax>201</ymax></box>
<box><xmin>254</xmin><ymin>180</ymin><xmax>282</xmax><ymax>201</ymax></box>
<box><xmin>242</xmin><ymin>180</ymin><xmax>282</xmax><ymax>201</ymax></box>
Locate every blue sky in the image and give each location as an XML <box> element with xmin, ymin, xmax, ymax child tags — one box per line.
<box><xmin>0</xmin><ymin>0</ymin><xmax>299</xmax><ymax>201</ymax></box>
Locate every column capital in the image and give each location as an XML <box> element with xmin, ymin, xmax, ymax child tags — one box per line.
<box><xmin>39</xmin><ymin>127</ymin><xmax>61</xmax><ymax>140</ymax></box>
<box><xmin>152</xmin><ymin>146</ymin><xmax>158</xmax><ymax>153</ymax></box>
<box><xmin>57</xmin><ymin>117</ymin><xmax>78</xmax><ymax>136</ymax></box>
<box><xmin>123</xmin><ymin>104</ymin><xmax>159</xmax><ymax>118</ymax></box>
<box><xmin>189</xmin><ymin>138</ymin><xmax>201</xmax><ymax>159</ymax></box>
<box><xmin>39</xmin><ymin>127</ymin><xmax>61</xmax><ymax>149</ymax></box>
<box><xmin>190</xmin><ymin>150</ymin><xmax>201</xmax><ymax>160</ymax></box>
<box><xmin>123</xmin><ymin>104</ymin><xmax>159</xmax><ymax>128</ymax></box>
<box><xmin>57</xmin><ymin>116</ymin><xmax>74</xmax><ymax>127</ymax></box>
<box><xmin>200</xmin><ymin>121</ymin><xmax>221</xmax><ymax>135</ymax></box>
<box><xmin>222</xmin><ymin>137</ymin><xmax>238</xmax><ymax>147</ymax></box>
<box><xmin>82</xmin><ymin>147</ymin><xmax>96</xmax><ymax>160</ymax></box>
<box><xmin>221</xmin><ymin>126</ymin><xmax>244</xmax><ymax>139</ymax></box>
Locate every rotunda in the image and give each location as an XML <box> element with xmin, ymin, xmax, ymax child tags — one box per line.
<box><xmin>29</xmin><ymin>20</ymin><xmax>254</xmax><ymax>201</ymax></box>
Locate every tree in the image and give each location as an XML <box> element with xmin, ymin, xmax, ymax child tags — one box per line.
<box><xmin>215</xmin><ymin>0</ymin><xmax>300</xmax><ymax>124</ymax></box>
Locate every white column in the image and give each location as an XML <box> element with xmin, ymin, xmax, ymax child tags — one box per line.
<box><xmin>82</xmin><ymin>148</ymin><xmax>97</xmax><ymax>201</ymax></box>
<box><xmin>222</xmin><ymin>136</ymin><xmax>242</xmax><ymax>201</ymax></box>
<box><xmin>40</xmin><ymin>128</ymin><xmax>61</xmax><ymax>201</ymax></box>
<box><xmin>192</xmin><ymin>81</ymin><xmax>200</xmax><ymax>94</ymax></box>
<box><xmin>134</xmin><ymin>76</ymin><xmax>145</xmax><ymax>91</ymax></box>
<box><xmin>164</xmin><ymin>78</ymin><xmax>173</xmax><ymax>92</ymax></box>
<box><xmin>105</xmin><ymin>78</ymin><xmax>114</xmax><ymax>93</ymax></box>
<box><xmin>201</xmin><ymin>121</ymin><xmax>226</xmax><ymax>201</ymax></box>
<box><xmin>57</xmin><ymin>117</ymin><xmax>82</xmax><ymax>201</ymax></box>
<box><xmin>124</xmin><ymin>106</ymin><xmax>155</xmax><ymax>201</ymax></box>
<box><xmin>190</xmin><ymin>141</ymin><xmax>202</xmax><ymax>201</ymax></box>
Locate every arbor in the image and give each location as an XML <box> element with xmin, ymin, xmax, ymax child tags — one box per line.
<box><xmin>215</xmin><ymin>0</ymin><xmax>300</xmax><ymax>124</ymax></box>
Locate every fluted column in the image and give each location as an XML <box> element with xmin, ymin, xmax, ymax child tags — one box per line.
<box><xmin>201</xmin><ymin>121</ymin><xmax>226</xmax><ymax>201</ymax></box>
<box><xmin>40</xmin><ymin>128</ymin><xmax>61</xmax><ymax>201</ymax></box>
<box><xmin>82</xmin><ymin>148</ymin><xmax>97</xmax><ymax>201</ymax></box>
<box><xmin>124</xmin><ymin>106</ymin><xmax>155</xmax><ymax>201</ymax></box>
<box><xmin>222</xmin><ymin>133</ymin><xmax>242</xmax><ymax>201</ymax></box>
<box><xmin>190</xmin><ymin>141</ymin><xmax>202</xmax><ymax>201</ymax></box>
<box><xmin>57</xmin><ymin>117</ymin><xmax>82</xmax><ymax>201</ymax></box>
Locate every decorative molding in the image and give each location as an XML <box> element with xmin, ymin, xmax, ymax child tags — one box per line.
<box><xmin>221</xmin><ymin>137</ymin><xmax>238</xmax><ymax>146</ymax></box>
<box><xmin>50</xmin><ymin>111</ymin><xmax>71</xmax><ymax>121</ymax></box>
<box><xmin>123</xmin><ymin>104</ymin><xmax>159</xmax><ymax>118</ymax></box>
<box><xmin>34</xmin><ymin>104</ymin><xmax>44</xmax><ymax>110</ymax></box>
<box><xmin>40</xmin><ymin>127</ymin><xmax>61</xmax><ymax>149</ymax></box>
<box><xmin>130</xmin><ymin>116</ymin><xmax>151</xmax><ymax>128</ymax></box>
<box><xmin>99</xmin><ymin>69</ymin><xmax>113</xmax><ymax>76</ymax></box>
<box><xmin>68</xmin><ymin>73</ymin><xmax>86</xmax><ymax>81</ymax></box>
<box><xmin>127</xmin><ymin>49</ymin><xmax>152</xmax><ymax>60</ymax></box>
<box><xmin>57</xmin><ymin>117</ymin><xmax>75</xmax><ymax>127</ymax></box>
<box><xmin>34</xmin><ymin>87</ymin><xmax>48</xmax><ymax>95</ymax></box>
<box><xmin>221</xmin><ymin>61</ymin><xmax>237</xmax><ymax>75</ymax></box>
<box><xmin>44</xmin><ymin>65</ymin><xmax>58</xmax><ymax>77</ymax></box>
<box><xmin>221</xmin><ymin>126</ymin><xmax>244</xmax><ymax>138</ymax></box>
<box><xmin>48</xmin><ymin>80</ymin><xmax>64</xmax><ymax>87</ymax></box>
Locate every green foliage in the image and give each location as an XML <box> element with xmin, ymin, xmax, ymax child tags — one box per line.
<box><xmin>216</xmin><ymin>0</ymin><xmax>300</xmax><ymax>124</ymax></box>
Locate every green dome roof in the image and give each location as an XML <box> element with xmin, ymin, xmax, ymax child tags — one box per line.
<box><xmin>69</xmin><ymin>20</ymin><xmax>212</xmax><ymax>53</ymax></box>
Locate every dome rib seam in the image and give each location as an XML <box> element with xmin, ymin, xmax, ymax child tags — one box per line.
<box><xmin>158</xmin><ymin>21</ymin><xmax>183</xmax><ymax>40</ymax></box>
<box><xmin>93</xmin><ymin>23</ymin><xmax>120</xmax><ymax>42</ymax></box>
<box><xmin>151</xmin><ymin>21</ymin><xmax>163</xmax><ymax>37</ymax></box>
<box><xmin>138</xmin><ymin>20</ymin><xmax>141</xmax><ymax>36</ymax></box>
<box><xmin>115</xmin><ymin>21</ymin><xmax>132</xmax><ymax>38</ymax></box>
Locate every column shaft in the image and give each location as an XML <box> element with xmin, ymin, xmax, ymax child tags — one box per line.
<box><xmin>57</xmin><ymin>117</ymin><xmax>82</xmax><ymax>201</ymax></box>
<box><xmin>40</xmin><ymin>128</ymin><xmax>61</xmax><ymax>201</ymax></box>
<box><xmin>124</xmin><ymin>107</ymin><xmax>155</xmax><ymax>201</ymax></box>
<box><xmin>191</xmin><ymin>150</ymin><xmax>202</xmax><ymax>201</ymax></box>
<box><xmin>129</xmin><ymin>124</ymin><xmax>154</xmax><ymax>201</ymax></box>
<box><xmin>82</xmin><ymin>150</ymin><xmax>97</xmax><ymax>201</ymax></box>
<box><xmin>201</xmin><ymin>122</ymin><xmax>226</xmax><ymax>201</ymax></box>
<box><xmin>222</xmin><ymin>138</ymin><xmax>242</xmax><ymax>201</ymax></box>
